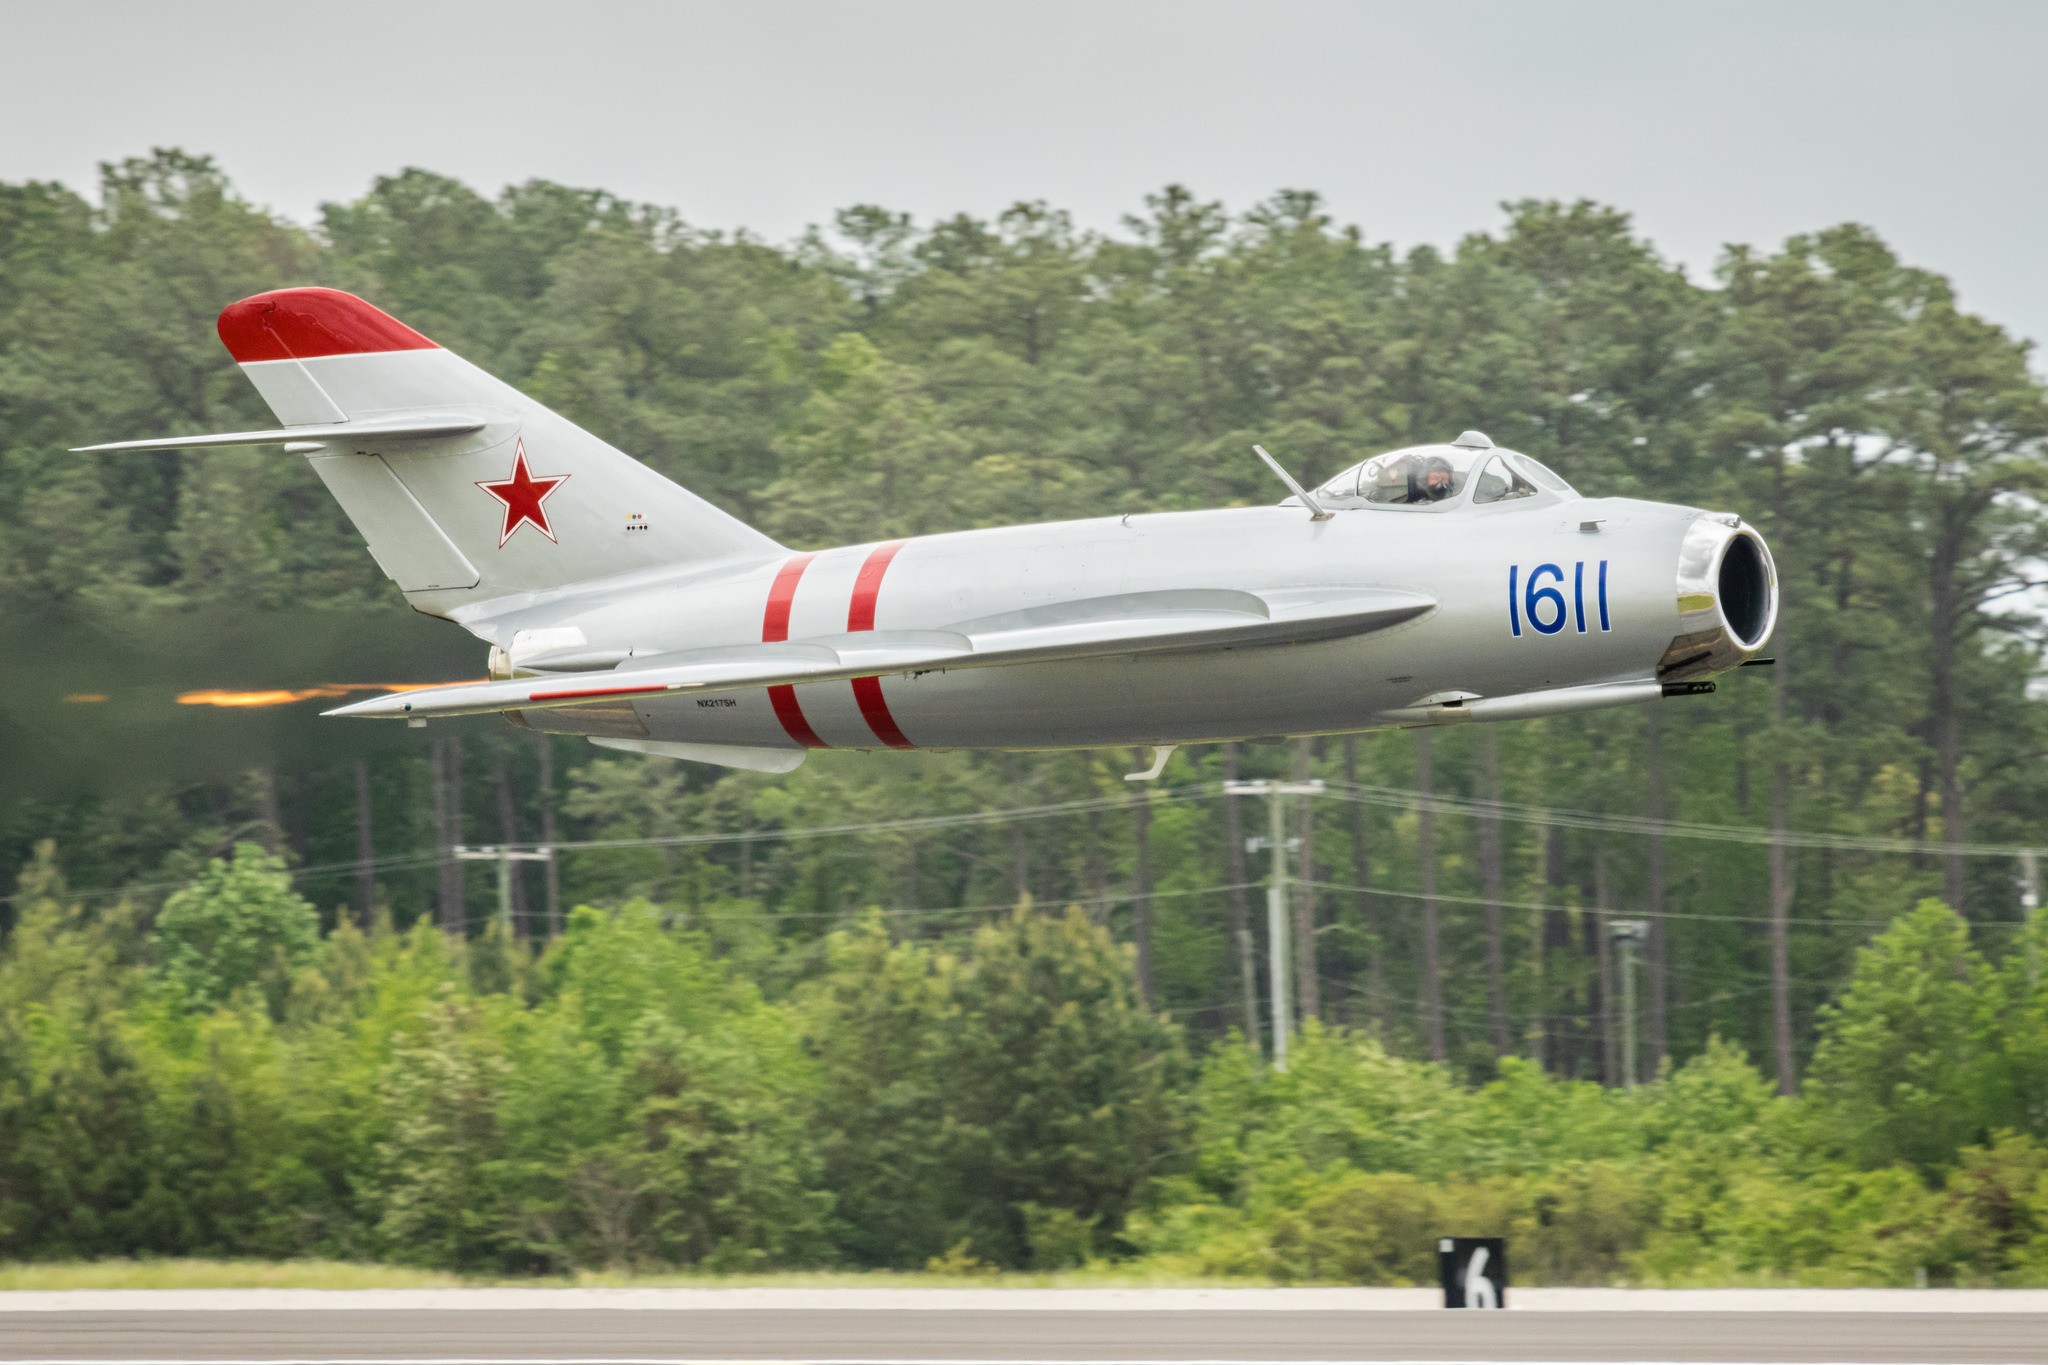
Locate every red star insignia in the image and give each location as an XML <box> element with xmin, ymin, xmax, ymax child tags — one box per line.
<box><xmin>475</xmin><ymin>439</ymin><xmax>568</xmax><ymax>547</ymax></box>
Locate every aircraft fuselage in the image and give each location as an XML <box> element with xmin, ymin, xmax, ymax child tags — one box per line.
<box><xmin>480</xmin><ymin>492</ymin><xmax>1745</xmax><ymax>754</ymax></box>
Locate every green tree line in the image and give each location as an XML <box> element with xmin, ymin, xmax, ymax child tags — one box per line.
<box><xmin>3</xmin><ymin>150</ymin><xmax>2048</xmax><ymax>1145</ymax></box>
<box><xmin>4</xmin><ymin>843</ymin><xmax>2048</xmax><ymax>1282</ymax></box>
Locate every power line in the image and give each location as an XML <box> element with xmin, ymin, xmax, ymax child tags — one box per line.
<box><xmin>483</xmin><ymin>879</ymin><xmax>1256</xmax><ymax>927</ymax></box>
<box><xmin>1320</xmin><ymin>779</ymin><xmax>2043</xmax><ymax>859</ymax></box>
<box><xmin>17</xmin><ymin>770</ymin><xmax>2044</xmax><ymax>913</ymax></box>
<box><xmin>1297</xmin><ymin>877</ymin><xmax>2004</xmax><ymax>931</ymax></box>
<box><xmin>550</xmin><ymin>786</ymin><xmax>1215</xmax><ymax>852</ymax></box>
<box><xmin>1</xmin><ymin>787</ymin><xmax>1220</xmax><ymax>907</ymax></box>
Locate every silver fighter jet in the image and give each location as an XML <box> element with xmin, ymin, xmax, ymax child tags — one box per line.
<box><xmin>80</xmin><ymin>288</ymin><xmax>1778</xmax><ymax>774</ymax></box>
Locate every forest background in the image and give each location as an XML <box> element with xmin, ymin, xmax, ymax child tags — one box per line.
<box><xmin>4</xmin><ymin>150</ymin><xmax>2048</xmax><ymax>1283</ymax></box>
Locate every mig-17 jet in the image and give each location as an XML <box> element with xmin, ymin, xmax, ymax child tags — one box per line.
<box><xmin>80</xmin><ymin>288</ymin><xmax>1777</xmax><ymax>774</ymax></box>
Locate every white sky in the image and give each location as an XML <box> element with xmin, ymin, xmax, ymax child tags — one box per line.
<box><xmin>8</xmin><ymin>0</ymin><xmax>2046</xmax><ymax>352</ymax></box>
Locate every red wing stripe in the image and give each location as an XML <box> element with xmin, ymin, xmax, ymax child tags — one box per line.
<box><xmin>847</xmin><ymin>540</ymin><xmax>916</xmax><ymax>749</ymax></box>
<box><xmin>529</xmin><ymin>684</ymin><xmax>667</xmax><ymax>701</ymax></box>
<box><xmin>763</xmin><ymin>553</ymin><xmax>828</xmax><ymax>748</ymax></box>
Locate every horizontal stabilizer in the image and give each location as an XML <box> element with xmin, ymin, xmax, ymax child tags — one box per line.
<box><xmin>73</xmin><ymin>414</ymin><xmax>486</xmax><ymax>453</ymax></box>
<box><xmin>326</xmin><ymin>585</ymin><xmax>1436</xmax><ymax>721</ymax></box>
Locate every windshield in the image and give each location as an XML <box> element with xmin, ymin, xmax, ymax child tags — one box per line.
<box><xmin>1509</xmin><ymin>452</ymin><xmax>1576</xmax><ymax>495</ymax></box>
<box><xmin>1473</xmin><ymin>454</ymin><xmax>1538</xmax><ymax>504</ymax></box>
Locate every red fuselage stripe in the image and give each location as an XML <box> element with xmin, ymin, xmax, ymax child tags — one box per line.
<box><xmin>763</xmin><ymin>553</ymin><xmax>815</xmax><ymax>644</ymax></box>
<box><xmin>847</xmin><ymin>541</ymin><xmax>916</xmax><ymax>750</ymax></box>
<box><xmin>768</xmin><ymin>684</ymin><xmax>828</xmax><ymax>749</ymax></box>
<box><xmin>529</xmin><ymin>683</ymin><xmax>667</xmax><ymax>701</ymax></box>
<box><xmin>847</xmin><ymin>540</ymin><xmax>906</xmax><ymax>632</ymax></box>
<box><xmin>851</xmin><ymin>676</ymin><xmax>916</xmax><ymax>749</ymax></box>
<box><xmin>762</xmin><ymin>553</ymin><xmax>828</xmax><ymax>749</ymax></box>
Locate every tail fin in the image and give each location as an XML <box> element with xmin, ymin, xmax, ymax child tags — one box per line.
<box><xmin>123</xmin><ymin>288</ymin><xmax>782</xmax><ymax>618</ymax></box>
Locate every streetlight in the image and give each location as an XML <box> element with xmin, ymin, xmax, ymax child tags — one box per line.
<box><xmin>1224</xmin><ymin>777</ymin><xmax>1324</xmax><ymax>1070</ymax></box>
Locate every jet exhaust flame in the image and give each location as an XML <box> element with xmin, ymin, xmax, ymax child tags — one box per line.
<box><xmin>53</xmin><ymin>682</ymin><xmax>488</xmax><ymax>709</ymax></box>
<box><xmin>173</xmin><ymin>682</ymin><xmax>485</xmax><ymax>709</ymax></box>
<box><xmin>178</xmin><ymin>687</ymin><xmax>351</xmax><ymax>708</ymax></box>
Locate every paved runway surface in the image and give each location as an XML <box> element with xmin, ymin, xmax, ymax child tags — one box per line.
<box><xmin>5</xmin><ymin>1309</ymin><xmax>2048</xmax><ymax>1364</ymax></box>
<box><xmin>4</xmin><ymin>1292</ymin><xmax>2045</xmax><ymax>1364</ymax></box>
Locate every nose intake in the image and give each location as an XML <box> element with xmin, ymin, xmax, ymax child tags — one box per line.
<box><xmin>1660</xmin><ymin>514</ymin><xmax>1778</xmax><ymax>681</ymax></box>
<box><xmin>1717</xmin><ymin>532</ymin><xmax>1772</xmax><ymax>649</ymax></box>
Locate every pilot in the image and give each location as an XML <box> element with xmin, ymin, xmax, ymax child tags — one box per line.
<box><xmin>1373</xmin><ymin>453</ymin><xmax>1456</xmax><ymax>504</ymax></box>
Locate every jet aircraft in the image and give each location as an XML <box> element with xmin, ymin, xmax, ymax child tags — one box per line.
<box><xmin>80</xmin><ymin>288</ymin><xmax>1778</xmax><ymax>775</ymax></box>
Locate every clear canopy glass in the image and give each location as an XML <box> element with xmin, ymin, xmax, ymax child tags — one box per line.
<box><xmin>1314</xmin><ymin>445</ymin><xmax>1575</xmax><ymax>508</ymax></box>
<box><xmin>1473</xmin><ymin>453</ymin><xmax>1538</xmax><ymax>504</ymax></box>
<box><xmin>1317</xmin><ymin>446</ymin><xmax>1484</xmax><ymax>506</ymax></box>
<box><xmin>1510</xmin><ymin>452</ymin><xmax>1576</xmax><ymax>495</ymax></box>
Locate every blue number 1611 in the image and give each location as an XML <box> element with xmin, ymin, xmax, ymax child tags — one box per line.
<box><xmin>1509</xmin><ymin>560</ymin><xmax>1610</xmax><ymax>637</ymax></box>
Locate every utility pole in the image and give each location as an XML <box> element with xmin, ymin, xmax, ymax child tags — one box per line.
<box><xmin>2021</xmin><ymin>850</ymin><xmax>2041</xmax><ymax>984</ymax></box>
<box><xmin>1224</xmin><ymin>777</ymin><xmax>1324</xmax><ymax>1071</ymax></box>
<box><xmin>453</xmin><ymin>845</ymin><xmax>555</xmax><ymax>931</ymax></box>
<box><xmin>1609</xmin><ymin>918</ymin><xmax>1649</xmax><ymax>1087</ymax></box>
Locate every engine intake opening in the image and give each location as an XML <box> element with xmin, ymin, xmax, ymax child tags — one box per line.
<box><xmin>1719</xmin><ymin>534</ymin><xmax>1771</xmax><ymax>648</ymax></box>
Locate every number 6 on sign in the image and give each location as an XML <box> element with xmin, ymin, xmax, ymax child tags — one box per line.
<box><xmin>1438</xmin><ymin>1235</ymin><xmax>1508</xmax><ymax>1308</ymax></box>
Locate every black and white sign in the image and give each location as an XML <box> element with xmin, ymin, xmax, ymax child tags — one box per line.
<box><xmin>1438</xmin><ymin>1236</ymin><xmax>1507</xmax><ymax>1308</ymax></box>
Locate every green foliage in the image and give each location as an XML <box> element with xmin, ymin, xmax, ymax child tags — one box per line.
<box><xmin>1929</xmin><ymin>1132</ymin><xmax>2048</xmax><ymax>1285</ymax></box>
<box><xmin>152</xmin><ymin>842</ymin><xmax>318</xmax><ymax>1014</ymax></box>
<box><xmin>373</xmin><ymin>992</ymin><xmax>512</xmax><ymax>1268</ymax></box>
<box><xmin>2</xmin><ymin>863</ymin><xmax>1178</xmax><ymax>1274</ymax></box>
<box><xmin>940</xmin><ymin>907</ymin><xmax>1188</xmax><ymax>1265</ymax></box>
<box><xmin>9</xmin><ymin>155</ymin><xmax>2048</xmax><ymax>1282</ymax></box>
<box><xmin>8</xmin><ymin>846</ymin><xmax>2048</xmax><ymax>1280</ymax></box>
<box><xmin>1806</xmin><ymin>901</ymin><xmax>1998</xmax><ymax>1170</ymax></box>
<box><xmin>801</xmin><ymin>906</ymin><xmax>1185</xmax><ymax>1269</ymax></box>
<box><xmin>802</xmin><ymin>915</ymin><xmax>955</xmax><ymax>1265</ymax></box>
<box><xmin>1262</xmin><ymin>1171</ymin><xmax>1442</xmax><ymax>1284</ymax></box>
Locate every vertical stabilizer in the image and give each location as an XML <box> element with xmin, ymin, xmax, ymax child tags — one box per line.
<box><xmin>214</xmin><ymin>288</ymin><xmax>782</xmax><ymax>616</ymax></box>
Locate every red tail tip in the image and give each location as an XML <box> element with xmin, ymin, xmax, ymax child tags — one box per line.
<box><xmin>217</xmin><ymin>287</ymin><xmax>438</xmax><ymax>364</ymax></box>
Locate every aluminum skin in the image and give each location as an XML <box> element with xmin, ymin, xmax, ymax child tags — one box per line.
<box><xmin>77</xmin><ymin>288</ymin><xmax>1778</xmax><ymax>771</ymax></box>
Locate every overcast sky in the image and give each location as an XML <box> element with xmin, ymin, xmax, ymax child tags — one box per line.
<box><xmin>7</xmin><ymin>1</ymin><xmax>2044</xmax><ymax>351</ymax></box>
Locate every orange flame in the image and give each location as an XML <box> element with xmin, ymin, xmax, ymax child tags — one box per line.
<box><xmin>173</xmin><ymin>681</ymin><xmax>487</xmax><ymax>709</ymax></box>
<box><xmin>177</xmin><ymin>687</ymin><xmax>347</xmax><ymax>708</ymax></box>
<box><xmin>63</xmin><ymin>692</ymin><xmax>110</xmax><ymax>704</ymax></box>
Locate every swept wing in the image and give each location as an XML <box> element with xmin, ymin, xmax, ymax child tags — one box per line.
<box><xmin>327</xmin><ymin>585</ymin><xmax>1435</xmax><ymax>720</ymax></box>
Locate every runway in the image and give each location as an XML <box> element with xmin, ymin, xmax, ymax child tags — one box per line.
<box><xmin>2</xmin><ymin>1289</ymin><xmax>2044</xmax><ymax>1365</ymax></box>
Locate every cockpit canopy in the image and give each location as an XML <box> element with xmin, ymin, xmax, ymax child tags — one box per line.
<box><xmin>1314</xmin><ymin>432</ymin><xmax>1576</xmax><ymax>511</ymax></box>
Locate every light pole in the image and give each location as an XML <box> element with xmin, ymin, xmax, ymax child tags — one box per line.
<box><xmin>1609</xmin><ymin>918</ymin><xmax>1649</xmax><ymax>1087</ymax></box>
<box><xmin>1224</xmin><ymin>777</ymin><xmax>1324</xmax><ymax>1071</ymax></box>
<box><xmin>453</xmin><ymin>844</ymin><xmax>556</xmax><ymax>931</ymax></box>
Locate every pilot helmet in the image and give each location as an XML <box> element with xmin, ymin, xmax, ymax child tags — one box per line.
<box><xmin>1419</xmin><ymin>455</ymin><xmax>1455</xmax><ymax>500</ymax></box>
